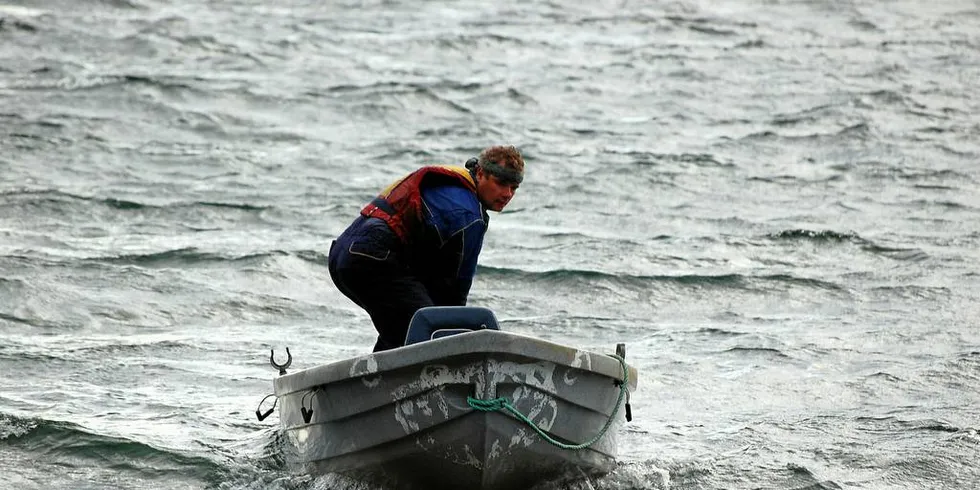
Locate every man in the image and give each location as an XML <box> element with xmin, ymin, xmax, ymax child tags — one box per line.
<box><xmin>328</xmin><ymin>145</ymin><xmax>524</xmax><ymax>352</ymax></box>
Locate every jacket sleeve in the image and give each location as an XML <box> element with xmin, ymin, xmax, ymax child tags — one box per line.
<box><xmin>420</xmin><ymin>185</ymin><xmax>487</xmax><ymax>305</ymax></box>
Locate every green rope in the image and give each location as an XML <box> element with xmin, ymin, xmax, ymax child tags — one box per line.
<box><xmin>466</xmin><ymin>354</ymin><xmax>629</xmax><ymax>450</ymax></box>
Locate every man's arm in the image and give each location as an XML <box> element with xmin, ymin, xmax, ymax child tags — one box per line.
<box><xmin>420</xmin><ymin>185</ymin><xmax>487</xmax><ymax>305</ymax></box>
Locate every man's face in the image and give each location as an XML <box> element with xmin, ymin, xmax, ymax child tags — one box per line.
<box><xmin>476</xmin><ymin>167</ymin><xmax>520</xmax><ymax>212</ymax></box>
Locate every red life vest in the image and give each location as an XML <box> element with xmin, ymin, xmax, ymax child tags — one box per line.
<box><xmin>360</xmin><ymin>166</ymin><xmax>477</xmax><ymax>242</ymax></box>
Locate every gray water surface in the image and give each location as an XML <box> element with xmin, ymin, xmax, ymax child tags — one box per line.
<box><xmin>1</xmin><ymin>0</ymin><xmax>978</xmax><ymax>488</ymax></box>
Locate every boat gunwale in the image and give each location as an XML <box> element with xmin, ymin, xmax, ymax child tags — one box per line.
<box><xmin>273</xmin><ymin>330</ymin><xmax>637</xmax><ymax>397</ymax></box>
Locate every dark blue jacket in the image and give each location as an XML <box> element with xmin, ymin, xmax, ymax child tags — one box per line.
<box><xmin>332</xmin><ymin>183</ymin><xmax>488</xmax><ymax>305</ymax></box>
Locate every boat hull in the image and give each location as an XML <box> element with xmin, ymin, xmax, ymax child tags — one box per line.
<box><xmin>273</xmin><ymin>330</ymin><xmax>637</xmax><ymax>490</ymax></box>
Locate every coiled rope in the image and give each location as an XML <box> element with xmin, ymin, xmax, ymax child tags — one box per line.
<box><xmin>466</xmin><ymin>354</ymin><xmax>629</xmax><ymax>450</ymax></box>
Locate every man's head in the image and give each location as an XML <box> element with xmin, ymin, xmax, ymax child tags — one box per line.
<box><xmin>472</xmin><ymin>145</ymin><xmax>524</xmax><ymax>212</ymax></box>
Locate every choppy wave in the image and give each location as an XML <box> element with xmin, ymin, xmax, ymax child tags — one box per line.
<box><xmin>0</xmin><ymin>413</ymin><xmax>223</xmax><ymax>478</ymax></box>
<box><xmin>767</xmin><ymin>228</ymin><xmax>930</xmax><ymax>261</ymax></box>
<box><xmin>603</xmin><ymin>150</ymin><xmax>731</xmax><ymax>168</ymax></box>
<box><xmin>721</xmin><ymin>346</ymin><xmax>789</xmax><ymax>358</ymax></box>
<box><xmin>306</xmin><ymin>81</ymin><xmax>474</xmax><ymax>115</ymax></box>
<box><xmin>0</xmin><ymin>16</ymin><xmax>37</xmax><ymax>32</ymax></box>
<box><xmin>2</xmin><ymin>72</ymin><xmax>205</xmax><ymax>92</ymax></box>
<box><xmin>94</xmin><ymin>248</ymin><xmax>289</xmax><ymax>267</ymax></box>
<box><xmin>478</xmin><ymin>265</ymin><xmax>846</xmax><ymax>292</ymax></box>
<box><xmin>651</xmin><ymin>459</ymin><xmax>843</xmax><ymax>490</ymax></box>
<box><xmin>0</xmin><ymin>189</ymin><xmax>269</xmax><ymax>212</ymax></box>
<box><xmin>768</xmin><ymin>229</ymin><xmax>859</xmax><ymax>242</ymax></box>
<box><xmin>0</xmin><ymin>311</ymin><xmax>76</xmax><ymax>330</ymax></box>
<box><xmin>0</xmin><ymin>246</ymin><xmax>295</xmax><ymax>268</ymax></box>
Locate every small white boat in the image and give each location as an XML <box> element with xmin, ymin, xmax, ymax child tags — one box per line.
<box><xmin>259</xmin><ymin>307</ymin><xmax>638</xmax><ymax>490</ymax></box>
